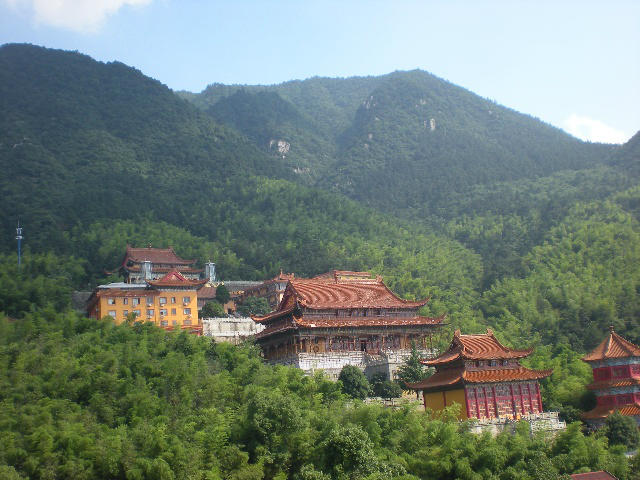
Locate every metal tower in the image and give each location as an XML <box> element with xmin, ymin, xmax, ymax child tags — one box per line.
<box><xmin>16</xmin><ymin>221</ymin><xmax>23</xmax><ymax>267</ymax></box>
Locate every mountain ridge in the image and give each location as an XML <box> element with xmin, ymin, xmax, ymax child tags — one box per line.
<box><xmin>184</xmin><ymin>68</ymin><xmax>616</xmax><ymax>215</ymax></box>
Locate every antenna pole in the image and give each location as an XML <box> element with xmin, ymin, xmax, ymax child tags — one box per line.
<box><xmin>16</xmin><ymin>221</ymin><xmax>23</xmax><ymax>267</ymax></box>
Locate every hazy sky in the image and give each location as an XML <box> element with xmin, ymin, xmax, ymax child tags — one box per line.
<box><xmin>1</xmin><ymin>0</ymin><xmax>638</xmax><ymax>144</ymax></box>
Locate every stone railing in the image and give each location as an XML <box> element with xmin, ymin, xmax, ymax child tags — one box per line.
<box><xmin>467</xmin><ymin>411</ymin><xmax>566</xmax><ymax>436</ymax></box>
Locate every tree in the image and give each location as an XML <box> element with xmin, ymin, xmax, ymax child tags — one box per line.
<box><xmin>604</xmin><ymin>411</ymin><xmax>640</xmax><ymax>449</ymax></box>
<box><xmin>215</xmin><ymin>284</ymin><xmax>231</xmax><ymax>304</ymax></box>
<box><xmin>396</xmin><ymin>342</ymin><xmax>431</xmax><ymax>394</ymax></box>
<box><xmin>369</xmin><ymin>372</ymin><xmax>402</xmax><ymax>399</ymax></box>
<box><xmin>200</xmin><ymin>301</ymin><xmax>225</xmax><ymax>318</ymax></box>
<box><xmin>338</xmin><ymin>365</ymin><xmax>370</xmax><ymax>400</ymax></box>
<box><xmin>236</xmin><ymin>297</ymin><xmax>270</xmax><ymax>316</ymax></box>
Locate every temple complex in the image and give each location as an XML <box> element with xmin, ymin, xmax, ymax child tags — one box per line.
<box><xmin>87</xmin><ymin>269</ymin><xmax>205</xmax><ymax>334</ymax></box>
<box><xmin>409</xmin><ymin>329</ymin><xmax>552</xmax><ymax>420</ymax></box>
<box><xmin>116</xmin><ymin>245</ymin><xmax>216</xmax><ymax>284</ymax></box>
<box><xmin>239</xmin><ymin>271</ymin><xmax>297</xmax><ymax>309</ymax></box>
<box><xmin>252</xmin><ymin>270</ymin><xmax>444</xmax><ymax>379</ymax></box>
<box><xmin>582</xmin><ymin>327</ymin><xmax>640</xmax><ymax>427</ymax></box>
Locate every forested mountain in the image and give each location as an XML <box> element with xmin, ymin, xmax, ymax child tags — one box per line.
<box><xmin>0</xmin><ymin>43</ymin><xmax>480</xmax><ymax>296</ymax></box>
<box><xmin>185</xmin><ymin>70</ymin><xmax>615</xmax><ymax>214</ymax></box>
<box><xmin>2</xmin><ymin>43</ymin><xmax>639</xmax><ymax>348</ymax></box>
<box><xmin>2</xmin><ymin>42</ymin><xmax>640</xmax><ymax>479</ymax></box>
<box><xmin>0</xmin><ymin>43</ymin><xmax>292</xmax><ymax>254</ymax></box>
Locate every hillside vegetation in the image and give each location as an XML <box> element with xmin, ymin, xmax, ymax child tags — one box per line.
<box><xmin>0</xmin><ymin>312</ymin><xmax>633</xmax><ymax>480</ymax></box>
<box><xmin>1</xmin><ymin>43</ymin><xmax>640</xmax><ymax>478</ymax></box>
<box><xmin>187</xmin><ymin>71</ymin><xmax>614</xmax><ymax>214</ymax></box>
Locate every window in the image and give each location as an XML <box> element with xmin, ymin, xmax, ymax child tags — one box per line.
<box><xmin>161</xmin><ymin>320</ymin><xmax>168</xmax><ymax>326</ymax></box>
<box><xmin>171</xmin><ymin>308</ymin><xmax>176</xmax><ymax>315</ymax></box>
<box><xmin>171</xmin><ymin>297</ymin><xmax>176</xmax><ymax>304</ymax></box>
<box><xmin>183</xmin><ymin>296</ymin><xmax>191</xmax><ymax>304</ymax></box>
<box><xmin>123</xmin><ymin>310</ymin><xmax>128</xmax><ymax>317</ymax></box>
<box><xmin>159</xmin><ymin>297</ymin><xmax>167</xmax><ymax>305</ymax></box>
<box><xmin>147</xmin><ymin>297</ymin><xmax>154</xmax><ymax>305</ymax></box>
<box><xmin>184</xmin><ymin>319</ymin><xmax>192</xmax><ymax>326</ymax></box>
<box><xmin>160</xmin><ymin>309</ymin><xmax>167</xmax><ymax>316</ymax></box>
<box><xmin>613</xmin><ymin>367</ymin><xmax>627</xmax><ymax>378</ymax></box>
<box><xmin>108</xmin><ymin>310</ymin><xmax>116</xmax><ymax>317</ymax></box>
<box><xmin>123</xmin><ymin>298</ymin><xmax>128</xmax><ymax>305</ymax></box>
<box><xmin>107</xmin><ymin>298</ymin><xmax>116</xmax><ymax>305</ymax></box>
<box><xmin>172</xmin><ymin>320</ymin><xmax>178</xmax><ymax>326</ymax></box>
<box><xmin>133</xmin><ymin>309</ymin><xmax>140</xmax><ymax>317</ymax></box>
<box><xmin>147</xmin><ymin>309</ymin><xmax>154</xmax><ymax>317</ymax></box>
<box><xmin>132</xmin><ymin>298</ymin><xmax>140</xmax><ymax>306</ymax></box>
<box><xmin>184</xmin><ymin>308</ymin><xmax>191</xmax><ymax>316</ymax></box>
<box><xmin>489</xmin><ymin>360</ymin><xmax>498</xmax><ymax>367</ymax></box>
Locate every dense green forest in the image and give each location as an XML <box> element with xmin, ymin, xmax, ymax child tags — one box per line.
<box><xmin>0</xmin><ymin>311</ymin><xmax>636</xmax><ymax>479</ymax></box>
<box><xmin>184</xmin><ymin>70</ymin><xmax>615</xmax><ymax>214</ymax></box>
<box><xmin>1</xmin><ymin>43</ymin><xmax>640</xmax><ymax>478</ymax></box>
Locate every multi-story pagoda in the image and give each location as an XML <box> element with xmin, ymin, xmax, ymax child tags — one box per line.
<box><xmin>117</xmin><ymin>245</ymin><xmax>216</xmax><ymax>284</ymax></box>
<box><xmin>582</xmin><ymin>327</ymin><xmax>640</xmax><ymax>427</ymax></box>
<box><xmin>252</xmin><ymin>270</ymin><xmax>444</xmax><ymax>379</ymax></box>
<box><xmin>409</xmin><ymin>329</ymin><xmax>552</xmax><ymax>420</ymax></box>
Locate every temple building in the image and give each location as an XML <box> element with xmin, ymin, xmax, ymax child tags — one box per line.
<box><xmin>116</xmin><ymin>245</ymin><xmax>216</xmax><ymax>284</ymax></box>
<box><xmin>197</xmin><ymin>284</ymin><xmax>236</xmax><ymax>314</ymax></box>
<box><xmin>87</xmin><ymin>269</ymin><xmax>205</xmax><ymax>334</ymax></box>
<box><xmin>239</xmin><ymin>271</ymin><xmax>297</xmax><ymax>309</ymax></box>
<box><xmin>581</xmin><ymin>327</ymin><xmax>640</xmax><ymax>427</ymax></box>
<box><xmin>252</xmin><ymin>270</ymin><xmax>444</xmax><ymax>379</ymax></box>
<box><xmin>409</xmin><ymin>329</ymin><xmax>552</xmax><ymax>420</ymax></box>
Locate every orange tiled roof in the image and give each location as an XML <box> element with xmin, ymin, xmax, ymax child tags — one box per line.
<box><xmin>288</xmin><ymin>276</ymin><xmax>429</xmax><ymax>309</ymax></box>
<box><xmin>408</xmin><ymin>366</ymin><xmax>552</xmax><ymax>391</ymax></box>
<box><xmin>123</xmin><ymin>245</ymin><xmax>196</xmax><ymax>266</ymax></box>
<box><xmin>197</xmin><ymin>285</ymin><xmax>217</xmax><ymax>299</ymax></box>
<box><xmin>425</xmin><ymin>329</ymin><xmax>533</xmax><ymax>366</ymax></box>
<box><xmin>570</xmin><ymin>472</ymin><xmax>618</xmax><ymax>480</ymax></box>
<box><xmin>295</xmin><ymin>315</ymin><xmax>444</xmax><ymax>329</ymax></box>
<box><xmin>587</xmin><ymin>378</ymin><xmax>640</xmax><ymax>390</ymax></box>
<box><xmin>582</xmin><ymin>402</ymin><xmax>640</xmax><ymax>420</ymax></box>
<box><xmin>253</xmin><ymin>312</ymin><xmax>443</xmax><ymax>333</ymax></box>
<box><xmin>582</xmin><ymin>328</ymin><xmax>640</xmax><ymax>362</ymax></box>
<box><xmin>252</xmin><ymin>306</ymin><xmax>297</xmax><ymax>323</ymax></box>
<box><xmin>147</xmin><ymin>269</ymin><xmax>206</xmax><ymax>288</ymax></box>
<box><xmin>254</xmin><ymin>318</ymin><xmax>299</xmax><ymax>339</ymax></box>
<box><xmin>241</xmin><ymin>272</ymin><xmax>298</xmax><ymax>294</ymax></box>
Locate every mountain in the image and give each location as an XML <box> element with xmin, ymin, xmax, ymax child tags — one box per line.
<box><xmin>0</xmin><ymin>43</ymin><xmax>293</xmax><ymax>251</ymax></box>
<box><xmin>3</xmin><ymin>43</ymin><xmax>640</xmax><ymax>349</ymax></box>
<box><xmin>0</xmin><ymin>44</ymin><xmax>480</xmax><ymax>300</ymax></box>
<box><xmin>185</xmin><ymin>70</ymin><xmax>615</xmax><ymax>214</ymax></box>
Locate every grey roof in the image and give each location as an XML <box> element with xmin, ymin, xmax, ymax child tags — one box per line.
<box><xmin>97</xmin><ymin>282</ymin><xmax>147</xmax><ymax>289</ymax></box>
<box><xmin>221</xmin><ymin>280</ymin><xmax>263</xmax><ymax>292</ymax></box>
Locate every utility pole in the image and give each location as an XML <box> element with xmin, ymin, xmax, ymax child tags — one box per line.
<box><xmin>16</xmin><ymin>221</ymin><xmax>23</xmax><ymax>267</ymax></box>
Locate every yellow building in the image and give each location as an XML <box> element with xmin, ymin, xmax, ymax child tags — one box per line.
<box><xmin>87</xmin><ymin>270</ymin><xmax>205</xmax><ymax>334</ymax></box>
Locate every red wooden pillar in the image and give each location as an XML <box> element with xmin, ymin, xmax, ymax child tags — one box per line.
<box><xmin>491</xmin><ymin>386</ymin><xmax>498</xmax><ymax>418</ymax></box>
<box><xmin>464</xmin><ymin>387</ymin><xmax>471</xmax><ymax>418</ymax></box>
<box><xmin>535</xmin><ymin>382</ymin><xmax>542</xmax><ymax>413</ymax></box>
<box><xmin>483</xmin><ymin>386</ymin><xmax>490</xmax><ymax>418</ymax></box>
<box><xmin>527</xmin><ymin>382</ymin><xmax>534</xmax><ymax>415</ymax></box>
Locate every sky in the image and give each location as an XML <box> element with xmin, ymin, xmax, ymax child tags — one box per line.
<box><xmin>0</xmin><ymin>0</ymin><xmax>638</xmax><ymax>144</ymax></box>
